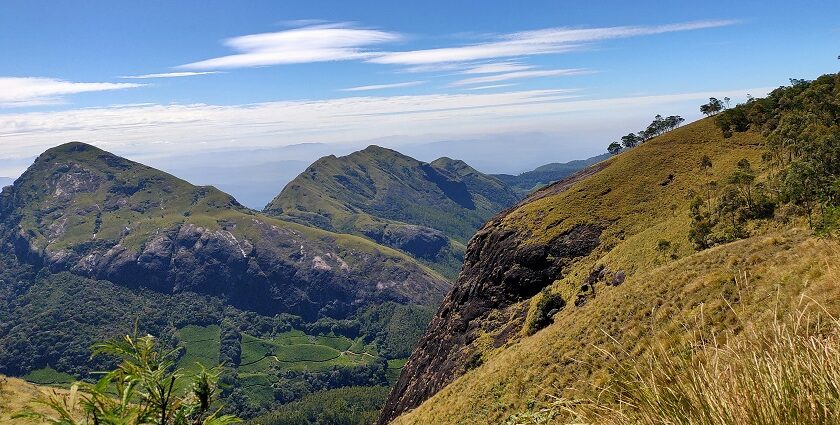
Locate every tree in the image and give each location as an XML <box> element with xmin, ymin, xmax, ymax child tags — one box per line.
<box><xmin>607</xmin><ymin>142</ymin><xmax>623</xmax><ymax>154</ymax></box>
<box><xmin>729</xmin><ymin>159</ymin><xmax>756</xmax><ymax>210</ymax></box>
<box><xmin>700</xmin><ymin>97</ymin><xmax>724</xmax><ymax>116</ymax></box>
<box><xmin>17</xmin><ymin>332</ymin><xmax>240</xmax><ymax>425</ymax></box>
<box><xmin>620</xmin><ymin>133</ymin><xmax>641</xmax><ymax>148</ymax></box>
<box><xmin>665</xmin><ymin>115</ymin><xmax>685</xmax><ymax>130</ymax></box>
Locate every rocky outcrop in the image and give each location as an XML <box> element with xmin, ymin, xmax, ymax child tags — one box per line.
<box><xmin>377</xmin><ymin>219</ymin><xmax>601</xmax><ymax>423</ymax></box>
<box><xmin>363</xmin><ymin>224</ymin><xmax>450</xmax><ymax>261</ymax></box>
<box><xmin>377</xmin><ymin>165</ymin><xmax>608</xmax><ymax>424</ymax></box>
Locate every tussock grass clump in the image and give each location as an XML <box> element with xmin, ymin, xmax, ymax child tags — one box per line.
<box><xmin>508</xmin><ymin>306</ymin><xmax>840</xmax><ymax>425</ymax></box>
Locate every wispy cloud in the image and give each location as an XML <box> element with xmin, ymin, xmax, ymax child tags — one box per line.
<box><xmin>177</xmin><ymin>20</ymin><xmax>737</xmax><ymax>71</ymax></box>
<box><xmin>464</xmin><ymin>83</ymin><xmax>518</xmax><ymax>90</ymax></box>
<box><xmin>370</xmin><ymin>20</ymin><xmax>737</xmax><ymax>65</ymax></box>
<box><xmin>119</xmin><ymin>71</ymin><xmax>222</xmax><ymax>79</ymax></box>
<box><xmin>0</xmin><ymin>86</ymin><xmax>771</xmax><ymax>169</ymax></box>
<box><xmin>276</xmin><ymin>19</ymin><xmax>330</xmax><ymax>27</ymax></box>
<box><xmin>460</xmin><ymin>62</ymin><xmax>533</xmax><ymax>74</ymax></box>
<box><xmin>179</xmin><ymin>23</ymin><xmax>401</xmax><ymax>69</ymax></box>
<box><xmin>340</xmin><ymin>81</ymin><xmax>425</xmax><ymax>91</ymax></box>
<box><xmin>451</xmin><ymin>68</ymin><xmax>590</xmax><ymax>86</ymax></box>
<box><xmin>0</xmin><ymin>77</ymin><xmax>144</xmax><ymax>108</ymax></box>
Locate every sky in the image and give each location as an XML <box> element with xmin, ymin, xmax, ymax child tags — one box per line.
<box><xmin>1</xmin><ymin>0</ymin><xmax>838</xmax><ymax>207</ymax></box>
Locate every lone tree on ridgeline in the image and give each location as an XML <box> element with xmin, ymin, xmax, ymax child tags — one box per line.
<box><xmin>608</xmin><ymin>141</ymin><xmax>623</xmax><ymax>154</ymax></box>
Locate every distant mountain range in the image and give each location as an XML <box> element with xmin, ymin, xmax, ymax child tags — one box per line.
<box><xmin>491</xmin><ymin>153</ymin><xmax>611</xmax><ymax>195</ymax></box>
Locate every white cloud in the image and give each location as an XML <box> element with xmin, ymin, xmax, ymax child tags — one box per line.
<box><xmin>0</xmin><ymin>77</ymin><xmax>144</xmax><ymax>108</ymax></box>
<box><xmin>119</xmin><ymin>71</ymin><xmax>222</xmax><ymax>79</ymax></box>
<box><xmin>464</xmin><ymin>84</ymin><xmax>518</xmax><ymax>90</ymax></box>
<box><xmin>176</xmin><ymin>20</ymin><xmax>737</xmax><ymax>71</ymax></box>
<box><xmin>179</xmin><ymin>24</ymin><xmax>401</xmax><ymax>69</ymax></box>
<box><xmin>451</xmin><ymin>69</ymin><xmax>590</xmax><ymax>86</ymax></box>
<box><xmin>0</xmin><ymin>86</ymin><xmax>771</xmax><ymax>172</ymax></box>
<box><xmin>340</xmin><ymin>81</ymin><xmax>425</xmax><ymax>92</ymax></box>
<box><xmin>370</xmin><ymin>20</ymin><xmax>737</xmax><ymax>65</ymax></box>
<box><xmin>461</xmin><ymin>62</ymin><xmax>533</xmax><ymax>74</ymax></box>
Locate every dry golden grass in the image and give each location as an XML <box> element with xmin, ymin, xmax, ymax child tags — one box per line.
<box><xmin>0</xmin><ymin>375</ymin><xmax>81</xmax><ymax>424</ymax></box>
<box><xmin>395</xmin><ymin>231</ymin><xmax>840</xmax><ymax>424</ymax></box>
<box><xmin>507</xmin><ymin>302</ymin><xmax>840</xmax><ymax>425</ymax></box>
<box><xmin>391</xmin><ymin>118</ymin><xmax>840</xmax><ymax>424</ymax></box>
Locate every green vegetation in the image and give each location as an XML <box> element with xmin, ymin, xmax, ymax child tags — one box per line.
<box><xmin>15</xmin><ymin>332</ymin><xmax>239</xmax><ymax>425</ymax></box>
<box><xmin>0</xmin><ymin>141</ymin><xmax>449</xmax><ymax>321</ymax></box>
<box><xmin>524</xmin><ymin>291</ymin><xmax>566</xmax><ymax>335</ymax></box>
<box><xmin>22</xmin><ymin>367</ymin><xmax>76</xmax><ymax>387</ymax></box>
<box><xmin>177</xmin><ymin>325</ymin><xmax>222</xmax><ymax>374</ymax></box>
<box><xmin>0</xmin><ymin>253</ymin><xmax>421</xmax><ymax>420</ymax></box>
<box><xmin>250</xmin><ymin>386</ymin><xmax>389</xmax><ymax>425</ymax></box>
<box><xmin>238</xmin><ymin>331</ymin><xmax>370</xmax><ymax>373</ymax></box>
<box><xmin>715</xmin><ymin>74</ymin><xmax>840</xmax><ymax>231</ymax></box>
<box><xmin>605</xmin><ymin>114</ymin><xmax>685</xmax><ymax>153</ymax></box>
<box><xmin>264</xmin><ymin>145</ymin><xmax>519</xmax><ymax>278</ymax></box>
<box><xmin>386</xmin><ymin>359</ymin><xmax>407</xmax><ymax>385</ymax></box>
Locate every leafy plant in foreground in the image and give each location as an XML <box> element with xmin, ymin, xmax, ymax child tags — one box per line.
<box><xmin>16</xmin><ymin>332</ymin><xmax>240</xmax><ymax>425</ymax></box>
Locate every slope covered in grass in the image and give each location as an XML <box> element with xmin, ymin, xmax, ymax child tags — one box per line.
<box><xmin>0</xmin><ymin>142</ymin><xmax>449</xmax><ymax>320</ymax></box>
<box><xmin>381</xmin><ymin>110</ymin><xmax>840</xmax><ymax>423</ymax></box>
<box><xmin>264</xmin><ymin>145</ymin><xmax>519</xmax><ymax>278</ymax></box>
<box><xmin>0</xmin><ymin>375</ymin><xmax>80</xmax><ymax>424</ymax></box>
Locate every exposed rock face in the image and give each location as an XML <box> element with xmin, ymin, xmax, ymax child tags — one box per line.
<box><xmin>0</xmin><ymin>142</ymin><xmax>450</xmax><ymax>321</ymax></box>
<box><xmin>377</xmin><ymin>216</ymin><xmax>601</xmax><ymax>423</ymax></box>
<box><xmin>363</xmin><ymin>224</ymin><xmax>449</xmax><ymax>261</ymax></box>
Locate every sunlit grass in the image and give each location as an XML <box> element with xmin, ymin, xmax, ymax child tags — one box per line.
<box><xmin>507</xmin><ymin>303</ymin><xmax>840</xmax><ymax>425</ymax></box>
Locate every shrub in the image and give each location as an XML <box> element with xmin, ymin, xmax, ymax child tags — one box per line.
<box><xmin>526</xmin><ymin>291</ymin><xmax>566</xmax><ymax>335</ymax></box>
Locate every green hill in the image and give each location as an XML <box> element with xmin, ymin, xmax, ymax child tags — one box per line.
<box><xmin>264</xmin><ymin>145</ymin><xmax>520</xmax><ymax>278</ymax></box>
<box><xmin>379</xmin><ymin>73</ymin><xmax>840</xmax><ymax>424</ymax></box>
<box><xmin>1</xmin><ymin>142</ymin><xmax>449</xmax><ymax>319</ymax></box>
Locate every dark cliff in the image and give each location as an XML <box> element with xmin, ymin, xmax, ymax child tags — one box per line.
<box><xmin>377</xmin><ymin>167</ymin><xmax>605</xmax><ymax>424</ymax></box>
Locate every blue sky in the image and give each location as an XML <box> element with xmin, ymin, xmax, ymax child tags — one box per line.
<box><xmin>1</xmin><ymin>0</ymin><xmax>838</xmax><ymax>206</ymax></box>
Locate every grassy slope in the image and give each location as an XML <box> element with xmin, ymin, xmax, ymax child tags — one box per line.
<box><xmin>265</xmin><ymin>146</ymin><xmax>517</xmax><ymax>243</ymax></box>
<box><xmin>15</xmin><ymin>143</ymin><xmax>438</xmax><ymax>263</ymax></box>
<box><xmin>7</xmin><ymin>142</ymin><xmax>447</xmax><ymax>305</ymax></box>
<box><xmin>176</xmin><ymin>325</ymin><xmax>221</xmax><ymax>374</ymax></box>
<box><xmin>264</xmin><ymin>146</ymin><xmax>518</xmax><ymax>278</ymax></box>
<box><xmin>0</xmin><ymin>375</ymin><xmax>79</xmax><ymax>424</ymax></box>
<box><xmin>391</xmin><ymin>118</ymin><xmax>840</xmax><ymax>423</ymax></box>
